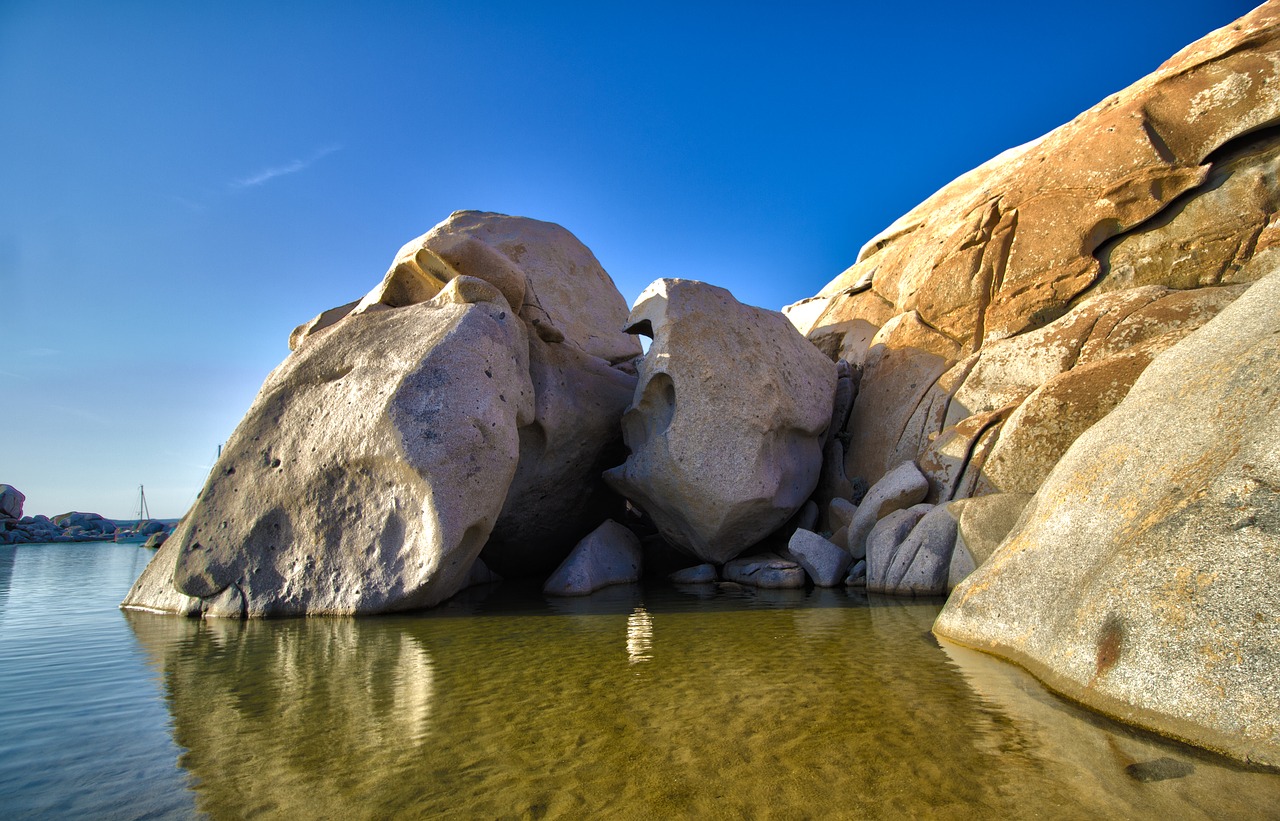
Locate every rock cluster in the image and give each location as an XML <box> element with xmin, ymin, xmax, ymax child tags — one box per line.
<box><xmin>117</xmin><ymin>3</ymin><xmax>1280</xmax><ymax>768</ymax></box>
<box><xmin>124</xmin><ymin>213</ymin><xmax>644</xmax><ymax>617</ymax></box>
<box><xmin>0</xmin><ymin>494</ymin><xmax>128</xmax><ymax>545</ymax></box>
<box><xmin>123</xmin><ymin>213</ymin><xmax>856</xmax><ymax>615</ymax></box>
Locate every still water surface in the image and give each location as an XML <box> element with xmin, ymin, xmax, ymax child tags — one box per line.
<box><xmin>1</xmin><ymin>542</ymin><xmax>1277</xmax><ymax>820</ymax></box>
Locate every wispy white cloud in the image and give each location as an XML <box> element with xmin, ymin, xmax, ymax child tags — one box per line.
<box><xmin>231</xmin><ymin>143</ymin><xmax>343</xmax><ymax>189</ymax></box>
<box><xmin>24</xmin><ymin>347</ymin><xmax>59</xmax><ymax>357</ymax></box>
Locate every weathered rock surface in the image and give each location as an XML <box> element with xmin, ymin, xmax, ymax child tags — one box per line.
<box><xmin>543</xmin><ymin>520</ymin><xmax>642</xmax><ymax>596</ymax></box>
<box><xmin>785</xmin><ymin>529</ymin><xmax>851</xmax><ymax>587</ymax></box>
<box><xmin>123</xmin><ymin>277</ymin><xmax>535</xmax><ymax>617</ymax></box>
<box><xmin>604</xmin><ymin>279</ymin><xmax>836</xmax><ymax>564</ymax></box>
<box><xmin>944</xmin><ymin>492</ymin><xmax>1032</xmax><ymax>590</ymax></box>
<box><xmin>786</xmin><ymin>3</ymin><xmax>1280</xmax><ymax>505</ymax></box>
<box><xmin>935</xmin><ymin>254</ymin><xmax>1280</xmax><ymax>768</ymax></box>
<box><xmin>0</xmin><ymin>485</ymin><xmax>24</xmax><ymax>520</ymax></box>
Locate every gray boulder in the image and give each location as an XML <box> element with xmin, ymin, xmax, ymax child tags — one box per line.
<box><xmin>785</xmin><ymin>529</ymin><xmax>852</xmax><ymax>587</ymax></box>
<box><xmin>873</xmin><ymin>504</ymin><xmax>960</xmax><ymax>596</ymax></box>
<box><xmin>722</xmin><ymin>553</ymin><xmax>807</xmax><ymax>589</ymax></box>
<box><xmin>936</xmin><ymin>254</ymin><xmax>1280</xmax><ymax>768</ymax></box>
<box><xmin>543</xmin><ymin>520</ymin><xmax>642</xmax><ymax>596</ymax></box>
<box><xmin>846</xmin><ymin>461</ymin><xmax>929</xmax><ymax>560</ymax></box>
<box><xmin>123</xmin><ymin>276</ymin><xmax>535</xmax><ymax>617</ymax></box>
<box><xmin>0</xmin><ymin>485</ymin><xmax>24</xmax><ymax>520</ymax></box>
<box><xmin>604</xmin><ymin>279</ymin><xmax>836</xmax><ymax>564</ymax></box>
<box><xmin>670</xmin><ymin>563</ymin><xmax>718</xmax><ymax>584</ymax></box>
<box><xmin>864</xmin><ymin>504</ymin><xmax>932</xmax><ymax>589</ymax></box>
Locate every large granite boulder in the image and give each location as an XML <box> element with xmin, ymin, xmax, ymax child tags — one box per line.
<box><xmin>289</xmin><ymin>212</ymin><xmax>640</xmax><ymax>580</ymax></box>
<box><xmin>604</xmin><ymin>279</ymin><xmax>836</xmax><ymax>564</ymax></box>
<box><xmin>0</xmin><ymin>485</ymin><xmax>24</xmax><ymax>520</ymax></box>
<box><xmin>785</xmin><ymin>3</ymin><xmax>1280</xmax><ymax>503</ymax></box>
<box><xmin>123</xmin><ymin>276</ymin><xmax>535</xmax><ymax>617</ymax></box>
<box><xmin>126</xmin><ymin>212</ymin><xmax>642</xmax><ymax>615</ymax></box>
<box><xmin>935</xmin><ymin>254</ymin><xmax>1280</xmax><ymax>768</ymax></box>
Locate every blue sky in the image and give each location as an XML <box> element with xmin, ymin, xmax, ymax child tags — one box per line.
<box><xmin>0</xmin><ymin>0</ymin><xmax>1258</xmax><ymax>518</ymax></box>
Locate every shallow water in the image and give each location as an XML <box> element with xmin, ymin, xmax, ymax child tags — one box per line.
<box><xmin>1</xmin><ymin>543</ymin><xmax>1278</xmax><ymax>820</ymax></box>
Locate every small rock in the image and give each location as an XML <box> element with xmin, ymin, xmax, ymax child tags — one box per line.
<box><xmin>845</xmin><ymin>559</ymin><xmax>867</xmax><ymax>587</ymax></box>
<box><xmin>828</xmin><ymin>498</ymin><xmax>857</xmax><ymax>532</ymax></box>
<box><xmin>786</xmin><ymin>529</ymin><xmax>852</xmax><ymax>587</ymax></box>
<box><xmin>670</xmin><ymin>564</ymin><xmax>718</xmax><ymax>584</ymax></box>
<box><xmin>722</xmin><ymin>553</ymin><xmax>807</xmax><ymax>589</ymax></box>
<box><xmin>1124</xmin><ymin>758</ymin><xmax>1194</xmax><ymax>783</ymax></box>
<box><xmin>543</xmin><ymin>520</ymin><xmax>642</xmax><ymax>596</ymax></box>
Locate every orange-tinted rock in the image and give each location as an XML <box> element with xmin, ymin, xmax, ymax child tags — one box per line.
<box><xmin>795</xmin><ymin>4</ymin><xmax>1280</xmax><ymax>506</ymax></box>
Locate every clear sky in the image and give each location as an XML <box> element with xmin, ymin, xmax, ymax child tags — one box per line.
<box><xmin>0</xmin><ymin>0</ymin><xmax>1260</xmax><ymax>518</ymax></box>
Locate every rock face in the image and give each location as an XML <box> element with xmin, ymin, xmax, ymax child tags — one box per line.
<box><xmin>543</xmin><ymin>520</ymin><xmax>642</xmax><ymax>596</ymax></box>
<box><xmin>936</xmin><ymin>254</ymin><xmax>1280</xmax><ymax>768</ymax></box>
<box><xmin>0</xmin><ymin>485</ymin><xmax>24</xmax><ymax>520</ymax></box>
<box><xmin>785</xmin><ymin>3</ymin><xmax>1280</xmax><ymax>506</ymax></box>
<box><xmin>604</xmin><ymin>279</ymin><xmax>836</xmax><ymax>564</ymax></box>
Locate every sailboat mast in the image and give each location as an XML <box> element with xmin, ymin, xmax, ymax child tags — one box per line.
<box><xmin>138</xmin><ymin>485</ymin><xmax>150</xmax><ymax>523</ymax></box>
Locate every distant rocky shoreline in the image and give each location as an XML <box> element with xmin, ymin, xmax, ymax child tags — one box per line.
<box><xmin>119</xmin><ymin>4</ymin><xmax>1277</xmax><ymax>770</ymax></box>
<box><xmin>0</xmin><ymin>485</ymin><xmax>173</xmax><ymax>547</ymax></box>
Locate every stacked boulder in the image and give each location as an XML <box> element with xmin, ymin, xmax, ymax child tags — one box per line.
<box><xmin>604</xmin><ymin>279</ymin><xmax>836</xmax><ymax>564</ymax></box>
<box><xmin>123</xmin><ymin>212</ymin><xmax>642</xmax><ymax>617</ymax></box>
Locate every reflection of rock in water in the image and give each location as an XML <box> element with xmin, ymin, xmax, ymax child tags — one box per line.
<box><xmin>125</xmin><ymin>612</ymin><xmax>434</xmax><ymax>819</ymax></box>
<box><xmin>122</xmin><ymin>595</ymin><xmax>1280</xmax><ymax>819</ymax></box>
<box><xmin>0</xmin><ymin>547</ymin><xmax>15</xmax><ymax>618</ymax></box>
<box><xmin>937</xmin><ymin>638</ymin><xmax>1280</xmax><ymax>817</ymax></box>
